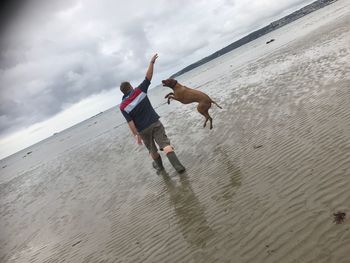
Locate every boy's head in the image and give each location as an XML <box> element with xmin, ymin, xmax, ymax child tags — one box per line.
<box><xmin>120</xmin><ymin>82</ymin><xmax>133</xmax><ymax>94</ymax></box>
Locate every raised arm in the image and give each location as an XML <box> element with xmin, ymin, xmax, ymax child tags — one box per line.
<box><xmin>146</xmin><ymin>53</ymin><xmax>158</xmax><ymax>81</ymax></box>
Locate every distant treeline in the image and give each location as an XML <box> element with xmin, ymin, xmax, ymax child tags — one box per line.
<box><xmin>170</xmin><ymin>0</ymin><xmax>337</xmax><ymax>78</ymax></box>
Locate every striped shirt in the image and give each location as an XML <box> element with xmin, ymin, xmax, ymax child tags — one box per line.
<box><xmin>120</xmin><ymin>78</ymin><xmax>160</xmax><ymax>132</ymax></box>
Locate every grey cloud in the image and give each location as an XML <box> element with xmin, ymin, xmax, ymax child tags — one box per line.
<box><xmin>0</xmin><ymin>45</ymin><xmax>124</xmax><ymax>135</ymax></box>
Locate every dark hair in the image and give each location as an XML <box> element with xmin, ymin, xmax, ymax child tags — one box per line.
<box><xmin>120</xmin><ymin>82</ymin><xmax>132</xmax><ymax>94</ymax></box>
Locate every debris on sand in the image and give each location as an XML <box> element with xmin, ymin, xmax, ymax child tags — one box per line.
<box><xmin>333</xmin><ymin>212</ymin><xmax>346</xmax><ymax>224</ymax></box>
<box><xmin>72</xmin><ymin>240</ymin><xmax>82</xmax><ymax>247</ymax></box>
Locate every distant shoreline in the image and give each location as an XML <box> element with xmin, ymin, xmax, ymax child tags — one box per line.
<box><xmin>171</xmin><ymin>0</ymin><xmax>337</xmax><ymax>78</ymax></box>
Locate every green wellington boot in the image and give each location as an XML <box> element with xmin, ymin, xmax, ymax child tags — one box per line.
<box><xmin>166</xmin><ymin>152</ymin><xmax>186</xmax><ymax>173</ymax></box>
<box><xmin>152</xmin><ymin>155</ymin><xmax>164</xmax><ymax>172</ymax></box>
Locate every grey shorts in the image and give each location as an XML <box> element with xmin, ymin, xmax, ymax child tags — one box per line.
<box><xmin>139</xmin><ymin>121</ymin><xmax>171</xmax><ymax>153</ymax></box>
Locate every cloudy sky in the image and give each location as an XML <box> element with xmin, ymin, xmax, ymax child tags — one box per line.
<box><xmin>0</xmin><ymin>0</ymin><xmax>314</xmax><ymax>158</ymax></box>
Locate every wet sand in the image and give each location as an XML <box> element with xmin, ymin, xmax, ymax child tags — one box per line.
<box><xmin>1</xmin><ymin>1</ymin><xmax>350</xmax><ymax>262</ymax></box>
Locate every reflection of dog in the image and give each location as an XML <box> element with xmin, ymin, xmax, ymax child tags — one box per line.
<box><xmin>162</xmin><ymin>78</ymin><xmax>222</xmax><ymax>129</ymax></box>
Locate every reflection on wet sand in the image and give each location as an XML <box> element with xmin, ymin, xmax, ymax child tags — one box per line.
<box><xmin>161</xmin><ymin>172</ymin><xmax>215</xmax><ymax>249</ymax></box>
<box><xmin>159</xmin><ymin>150</ymin><xmax>242</xmax><ymax>260</ymax></box>
<box><xmin>215</xmin><ymin>146</ymin><xmax>242</xmax><ymax>201</ymax></box>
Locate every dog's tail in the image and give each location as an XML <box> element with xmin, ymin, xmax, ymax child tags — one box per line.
<box><xmin>211</xmin><ymin>99</ymin><xmax>222</xmax><ymax>109</ymax></box>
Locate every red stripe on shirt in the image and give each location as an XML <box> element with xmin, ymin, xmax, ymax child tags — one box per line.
<box><xmin>119</xmin><ymin>88</ymin><xmax>142</xmax><ymax>111</ymax></box>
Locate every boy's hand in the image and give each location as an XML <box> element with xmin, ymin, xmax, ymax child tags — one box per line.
<box><xmin>135</xmin><ymin>134</ymin><xmax>143</xmax><ymax>145</ymax></box>
<box><xmin>150</xmin><ymin>53</ymin><xmax>158</xmax><ymax>64</ymax></box>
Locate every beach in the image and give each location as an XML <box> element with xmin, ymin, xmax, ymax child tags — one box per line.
<box><xmin>1</xmin><ymin>0</ymin><xmax>350</xmax><ymax>262</ymax></box>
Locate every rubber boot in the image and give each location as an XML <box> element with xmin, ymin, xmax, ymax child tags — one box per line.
<box><xmin>152</xmin><ymin>155</ymin><xmax>164</xmax><ymax>172</ymax></box>
<box><xmin>166</xmin><ymin>152</ymin><xmax>186</xmax><ymax>173</ymax></box>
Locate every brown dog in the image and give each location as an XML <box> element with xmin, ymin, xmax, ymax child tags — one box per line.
<box><xmin>162</xmin><ymin>78</ymin><xmax>222</xmax><ymax>129</ymax></box>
